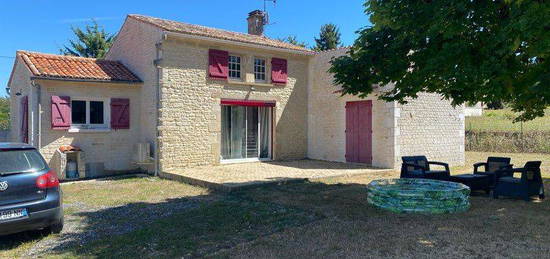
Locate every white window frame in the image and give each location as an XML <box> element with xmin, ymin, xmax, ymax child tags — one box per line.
<box><xmin>253</xmin><ymin>57</ymin><xmax>267</xmax><ymax>82</ymax></box>
<box><xmin>70</xmin><ymin>97</ymin><xmax>110</xmax><ymax>130</ymax></box>
<box><xmin>228</xmin><ymin>55</ymin><xmax>242</xmax><ymax>80</ymax></box>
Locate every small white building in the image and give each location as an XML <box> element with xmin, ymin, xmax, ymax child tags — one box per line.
<box><xmin>464</xmin><ymin>103</ymin><xmax>484</xmax><ymax>117</ymax></box>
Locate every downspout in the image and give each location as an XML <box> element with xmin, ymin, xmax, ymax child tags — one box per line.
<box><xmin>29</xmin><ymin>83</ymin><xmax>34</xmax><ymax>145</ymax></box>
<box><xmin>153</xmin><ymin>35</ymin><xmax>166</xmax><ymax>176</ymax></box>
<box><xmin>30</xmin><ymin>80</ymin><xmax>41</xmax><ymax>149</ymax></box>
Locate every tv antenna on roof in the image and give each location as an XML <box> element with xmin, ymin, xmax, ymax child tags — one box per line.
<box><xmin>263</xmin><ymin>0</ymin><xmax>277</xmax><ymax>26</ymax></box>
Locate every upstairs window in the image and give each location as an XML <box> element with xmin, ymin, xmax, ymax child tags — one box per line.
<box><xmin>228</xmin><ymin>55</ymin><xmax>241</xmax><ymax>79</ymax></box>
<box><xmin>254</xmin><ymin>58</ymin><xmax>266</xmax><ymax>82</ymax></box>
<box><xmin>71</xmin><ymin>99</ymin><xmax>107</xmax><ymax>129</ymax></box>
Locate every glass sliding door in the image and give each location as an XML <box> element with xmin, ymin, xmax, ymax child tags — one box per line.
<box><xmin>246</xmin><ymin>106</ymin><xmax>259</xmax><ymax>158</ymax></box>
<box><xmin>221</xmin><ymin>104</ymin><xmax>272</xmax><ymax>161</ymax></box>
<box><xmin>259</xmin><ymin>107</ymin><xmax>272</xmax><ymax>159</ymax></box>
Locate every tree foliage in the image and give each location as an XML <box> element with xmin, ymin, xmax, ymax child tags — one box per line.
<box><xmin>330</xmin><ymin>0</ymin><xmax>549</xmax><ymax>121</ymax></box>
<box><xmin>314</xmin><ymin>23</ymin><xmax>342</xmax><ymax>51</ymax></box>
<box><xmin>278</xmin><ymin>35</ymin><xmax>308</xmax><ymax>48</ymax></box>
<box><xmin>60</xmin><ymin>21</ymin><xmax>115</xmax><ymax>59</ymax></box>
<box><xmin>0</xmin><ymin>97</ymin><xmax>9</xmax><ymax>130</ymax></box>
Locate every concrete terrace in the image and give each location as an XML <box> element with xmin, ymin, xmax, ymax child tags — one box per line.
<box><xmin>160</xmin><ymin>159</ymin><xmax>393</xmax><ymax>192</ymax></box>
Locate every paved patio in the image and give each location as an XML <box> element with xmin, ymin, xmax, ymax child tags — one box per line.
<box><xmin>160</xmin><ymin>159</ymin><xmax>393</xmax><ymax>192</ymax></box>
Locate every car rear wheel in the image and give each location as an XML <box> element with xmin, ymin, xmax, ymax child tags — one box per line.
<box><xmin>48</xmin><ymin>218</ymin><xmax>64</xmax><ymax>234</ymax></box>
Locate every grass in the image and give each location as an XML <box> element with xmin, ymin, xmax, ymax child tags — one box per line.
<box><xmin>62</xmin><ymin>176</ymin><xmax>210</xmax><ymax>207</ymax></box>
<box><xmin>3</xmin><ymin>152</ymin><xmax>550</xmax><ymax>258</ymax></box>
<box><xmin>465</xmin><ymin>109</ymin><xmax>550</xmax><ymax>153</ymax></box>
<box><xmin>465</xmin><ymin>108</ymin><xmax>550</xmax><ymax>133</ymax></box>
<box><xmin>61</xmin><ymin>200</ymin><xmax>317</xmax><ymax>258</ymax></box>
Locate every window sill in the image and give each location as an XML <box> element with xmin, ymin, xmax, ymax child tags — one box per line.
<box><xmin>68</xmin><ymin>128</ymin><xmax>111</xmax><ymax>133</ymax></box>
<box><xmin>227</xmin><ymin>80</ymin><xmax>275</xmax><ymax>88</ymax></box>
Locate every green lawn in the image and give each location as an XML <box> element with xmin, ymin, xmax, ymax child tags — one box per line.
<box><xmin>2</xmin><ymin>152</ymin><xmax>550</xmax><ymax>258</ymax></box>
<box><xmin>466</xmin><ymin>108</ymin><xmax>550</xmax><ymax>132</ymax></box>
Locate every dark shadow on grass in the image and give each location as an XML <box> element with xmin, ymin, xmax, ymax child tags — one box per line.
<box><xmin>262</xmin><ymin>159</ymin><xmax>387</xmax><ymax>170</ymax></box>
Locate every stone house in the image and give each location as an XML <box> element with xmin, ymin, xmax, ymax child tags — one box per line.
<box><xmin>7</xmin><ymin>11</ymin><xmax>464</xmax><ymax>178</ymax></box>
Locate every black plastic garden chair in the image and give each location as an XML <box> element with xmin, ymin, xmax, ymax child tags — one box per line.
<box><xmin>473</xmin><ymin>157</ymin><xmax>512</xmax><ymax>186</ymax></box>
<box><xmin>400</xmin><ymin>156</ymin><xmax>450</xmax><ymax>181</ymax></box>
<box><xmin>493</xmin><ymin>161</ymin><xmax>545</xmax><ymax>201</ymax></box>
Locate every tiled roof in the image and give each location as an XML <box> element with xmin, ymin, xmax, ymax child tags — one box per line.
<box><xmin>17</xmin><ymin>51</ymin><xmax>142</xmax><ymax>83</ymax></box>
<box><xmin>128</xmin><ymin>14</ymin><xmax>313</xmax><ymax>54</ymax></box>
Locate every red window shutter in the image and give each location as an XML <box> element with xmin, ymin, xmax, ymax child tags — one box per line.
<box><xmin>21</xmin><ymin>96</ymin><xmax>29</xmax><ymax>143</ymax></box>
<box><xmin>51</xmin><ymin>96</ymin><xmax>71</xmax><ymax>130</ymax></box>
<box><xmin>111</xmin><ymin>98</ymin><xmax>130</xmax><ymax>129</ymax></box>
<box><xmin>271</xmin><ymin>58</ymin><xmax>288</xmax><ymax>85</ymax></box>
<box><xmin>208</xmin><ymin>49</ymin><xmax>229</xmax><ymax>80</ymax></box>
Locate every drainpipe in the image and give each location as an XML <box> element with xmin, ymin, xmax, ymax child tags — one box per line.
<box><xmin>153</xmin><ymin>37</ymin><xmax>165</xmax><ymax>176</ymax></box>
<box><xmin>30</xmin><ymin>80</ymin><xmax>41</xmax><ymax>149</ymax></box>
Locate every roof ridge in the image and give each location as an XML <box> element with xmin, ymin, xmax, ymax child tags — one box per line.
<box><xmin>127</xmin><ymin>14</ymin><xmax>313</xmax><ymax>53</ymax></box>
<box><xmin>129</xmin><ymin>14</ymin><xmax>274</xmax><ymax>40</ymax></box>
<box><xmin>17</xmin><ymin>50</ymin><xmax>103</xmax><ymax>62</ymax></box>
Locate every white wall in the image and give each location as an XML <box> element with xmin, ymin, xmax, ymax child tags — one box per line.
<box><xmin>308</xmin><ymin>48</ymin><xmax>465</xmax><ymax>169</ymax></box>
<box><xmin>7</xmin><ymin>58</ymin><xmax>32</xmax><ymax>143</ymax></box>
<box><xmin>308</xmin><ymin>49</ymin><xmax>397</xmax><ymax>168</ymax></box>
<box><xmin>105</xmin><ymin>17</ymin><xmax>164</xmax><ymax>172</ymax></box>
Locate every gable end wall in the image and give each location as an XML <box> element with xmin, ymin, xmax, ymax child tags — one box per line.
<box><xmin>106</xmin><ymin>17</ymin><xmax>164</xmax><ymax>172</ymax></box>
<box><xmin>7</xmin><ymin>58</ymin><xmax>32</xmax><ymax>143</ymax></box>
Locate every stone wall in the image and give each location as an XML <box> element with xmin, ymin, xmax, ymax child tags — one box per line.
<box><xmin>308</xmin><ymin>48</ymin><xmax>397</xmax><ymax>168</ymax></box>
<box><xmin>36</xmin><ymin>80</ymin><xmax>142</xmax><ymax>172</ymax></box>
<box><xmin>308</xmin><ymin>48</ymin><xmax>465</xmax><ymax>169</ymax></box>
<box><xmin>105</xmin><ymin>17</ymin><xmax>163</xmax><ymax>172</ymax></box>
<box><xmin>397</xmin><ymin>93</ymin><xmax>465</xmax><ymax>167</ymax></box>
<box><xmin>157</xmin><ymin>37</ymin><xmax>310</xmax><ymax>170</ymax></box>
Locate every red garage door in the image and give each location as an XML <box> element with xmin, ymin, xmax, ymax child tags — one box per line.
<box><xmin>345</xmin><ymin>101</ymin><xmax>372</xmax><ymax>164</ymax></box>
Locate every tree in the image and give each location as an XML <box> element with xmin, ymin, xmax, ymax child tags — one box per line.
<box><xmin>60</xmin><ymin>20</ymin><xmax>115</xmax><ymax>59</ymax></box>
<box><xmin>330</xmin><ymin>1</ymin><xmax>549</xmax><ymax>121</ymax></box>
<box><xmin>486</xmin><ymin>101</ymin><xmax>504</xmax><ymax>110</ymax></box>
<box><xmin>0</xmin><ymin>97</ymin><xmax>9</xmax><ymax>130</ymax></box>
<box><xmin>278</xmin><ymin>35</ymin><xmax>308</xmax><ymax>48</ymax></box>
<box><xmin>313</xmin><ymin>23</ymin><xmax>342</xmax><ymax>51</ymax></box>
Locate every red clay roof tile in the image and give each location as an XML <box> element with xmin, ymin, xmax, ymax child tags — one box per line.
<box><xmin>17</xmin><ymin>51</ymin><xmax>141</xmax><ymax>83</ymax></box>
<box><xmin>128</xmin><ymin>14</ymin><xmax>313</xmax><ymax>54</ymax></box>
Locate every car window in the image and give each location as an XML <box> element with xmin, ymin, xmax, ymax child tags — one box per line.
<box><xmin>0</xmin><ymin>150</ymin><xmax>47</xmax><ymax>174</ymax></box>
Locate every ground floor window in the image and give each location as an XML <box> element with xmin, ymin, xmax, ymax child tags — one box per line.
<box><xmin>221</xmin><ymin>104</ymin><xmax>272</xmax><ymax>161</ymax></box>
<box><xmin>71</xmin><ymin>99</ymin><xmax>108</xmax><ymax>129</ymax></box>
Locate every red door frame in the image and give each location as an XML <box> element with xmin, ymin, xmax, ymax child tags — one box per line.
<box><xmin>220</xmin><ymin>99</ymin><xmax>275</xmax><ymax>160</ymax></box>
<box><xmin>345</xmin><ymin>101</ymin><xmax>373</xmax><ymax>164</ymax></box>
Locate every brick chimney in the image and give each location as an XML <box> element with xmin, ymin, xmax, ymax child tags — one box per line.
<box><xmin>247</xmin><ymin>10</ymin><xmax>265</xmax><ymax>36</ymax></box>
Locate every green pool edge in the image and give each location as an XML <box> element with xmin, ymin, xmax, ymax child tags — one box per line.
<box><xmin>367</xmin><ymin>178</ymin><xmax>471</xmax><ymax>214</ymax></box>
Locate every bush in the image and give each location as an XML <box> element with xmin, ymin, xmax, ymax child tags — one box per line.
<box><xmin>0</xmin><ymin>97</ymin><xmax>9</xmax><ymax>130</ymax></box>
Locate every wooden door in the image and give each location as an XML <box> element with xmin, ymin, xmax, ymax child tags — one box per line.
<box><xmin>345</xmin><ymin>101</ymin><xmax>372</xmax><ymax>164</ymax></box>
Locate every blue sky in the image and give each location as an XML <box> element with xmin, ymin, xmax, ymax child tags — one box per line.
<box><xmin>0</xmin><ymin>0</ymin><xmax>370</xmax><ymax>97</ymax></box>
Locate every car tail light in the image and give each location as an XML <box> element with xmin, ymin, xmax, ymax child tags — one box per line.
<box><xmin>36</xmin><ymin>170</ymin><xmax>59</xmax><ymax>189</ymax></box>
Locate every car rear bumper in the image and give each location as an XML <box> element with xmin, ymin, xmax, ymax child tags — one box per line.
<box><xmin>0</xmin><ymin>206</ymin><xmax>63</xmax><ymax>236</ymax></box>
